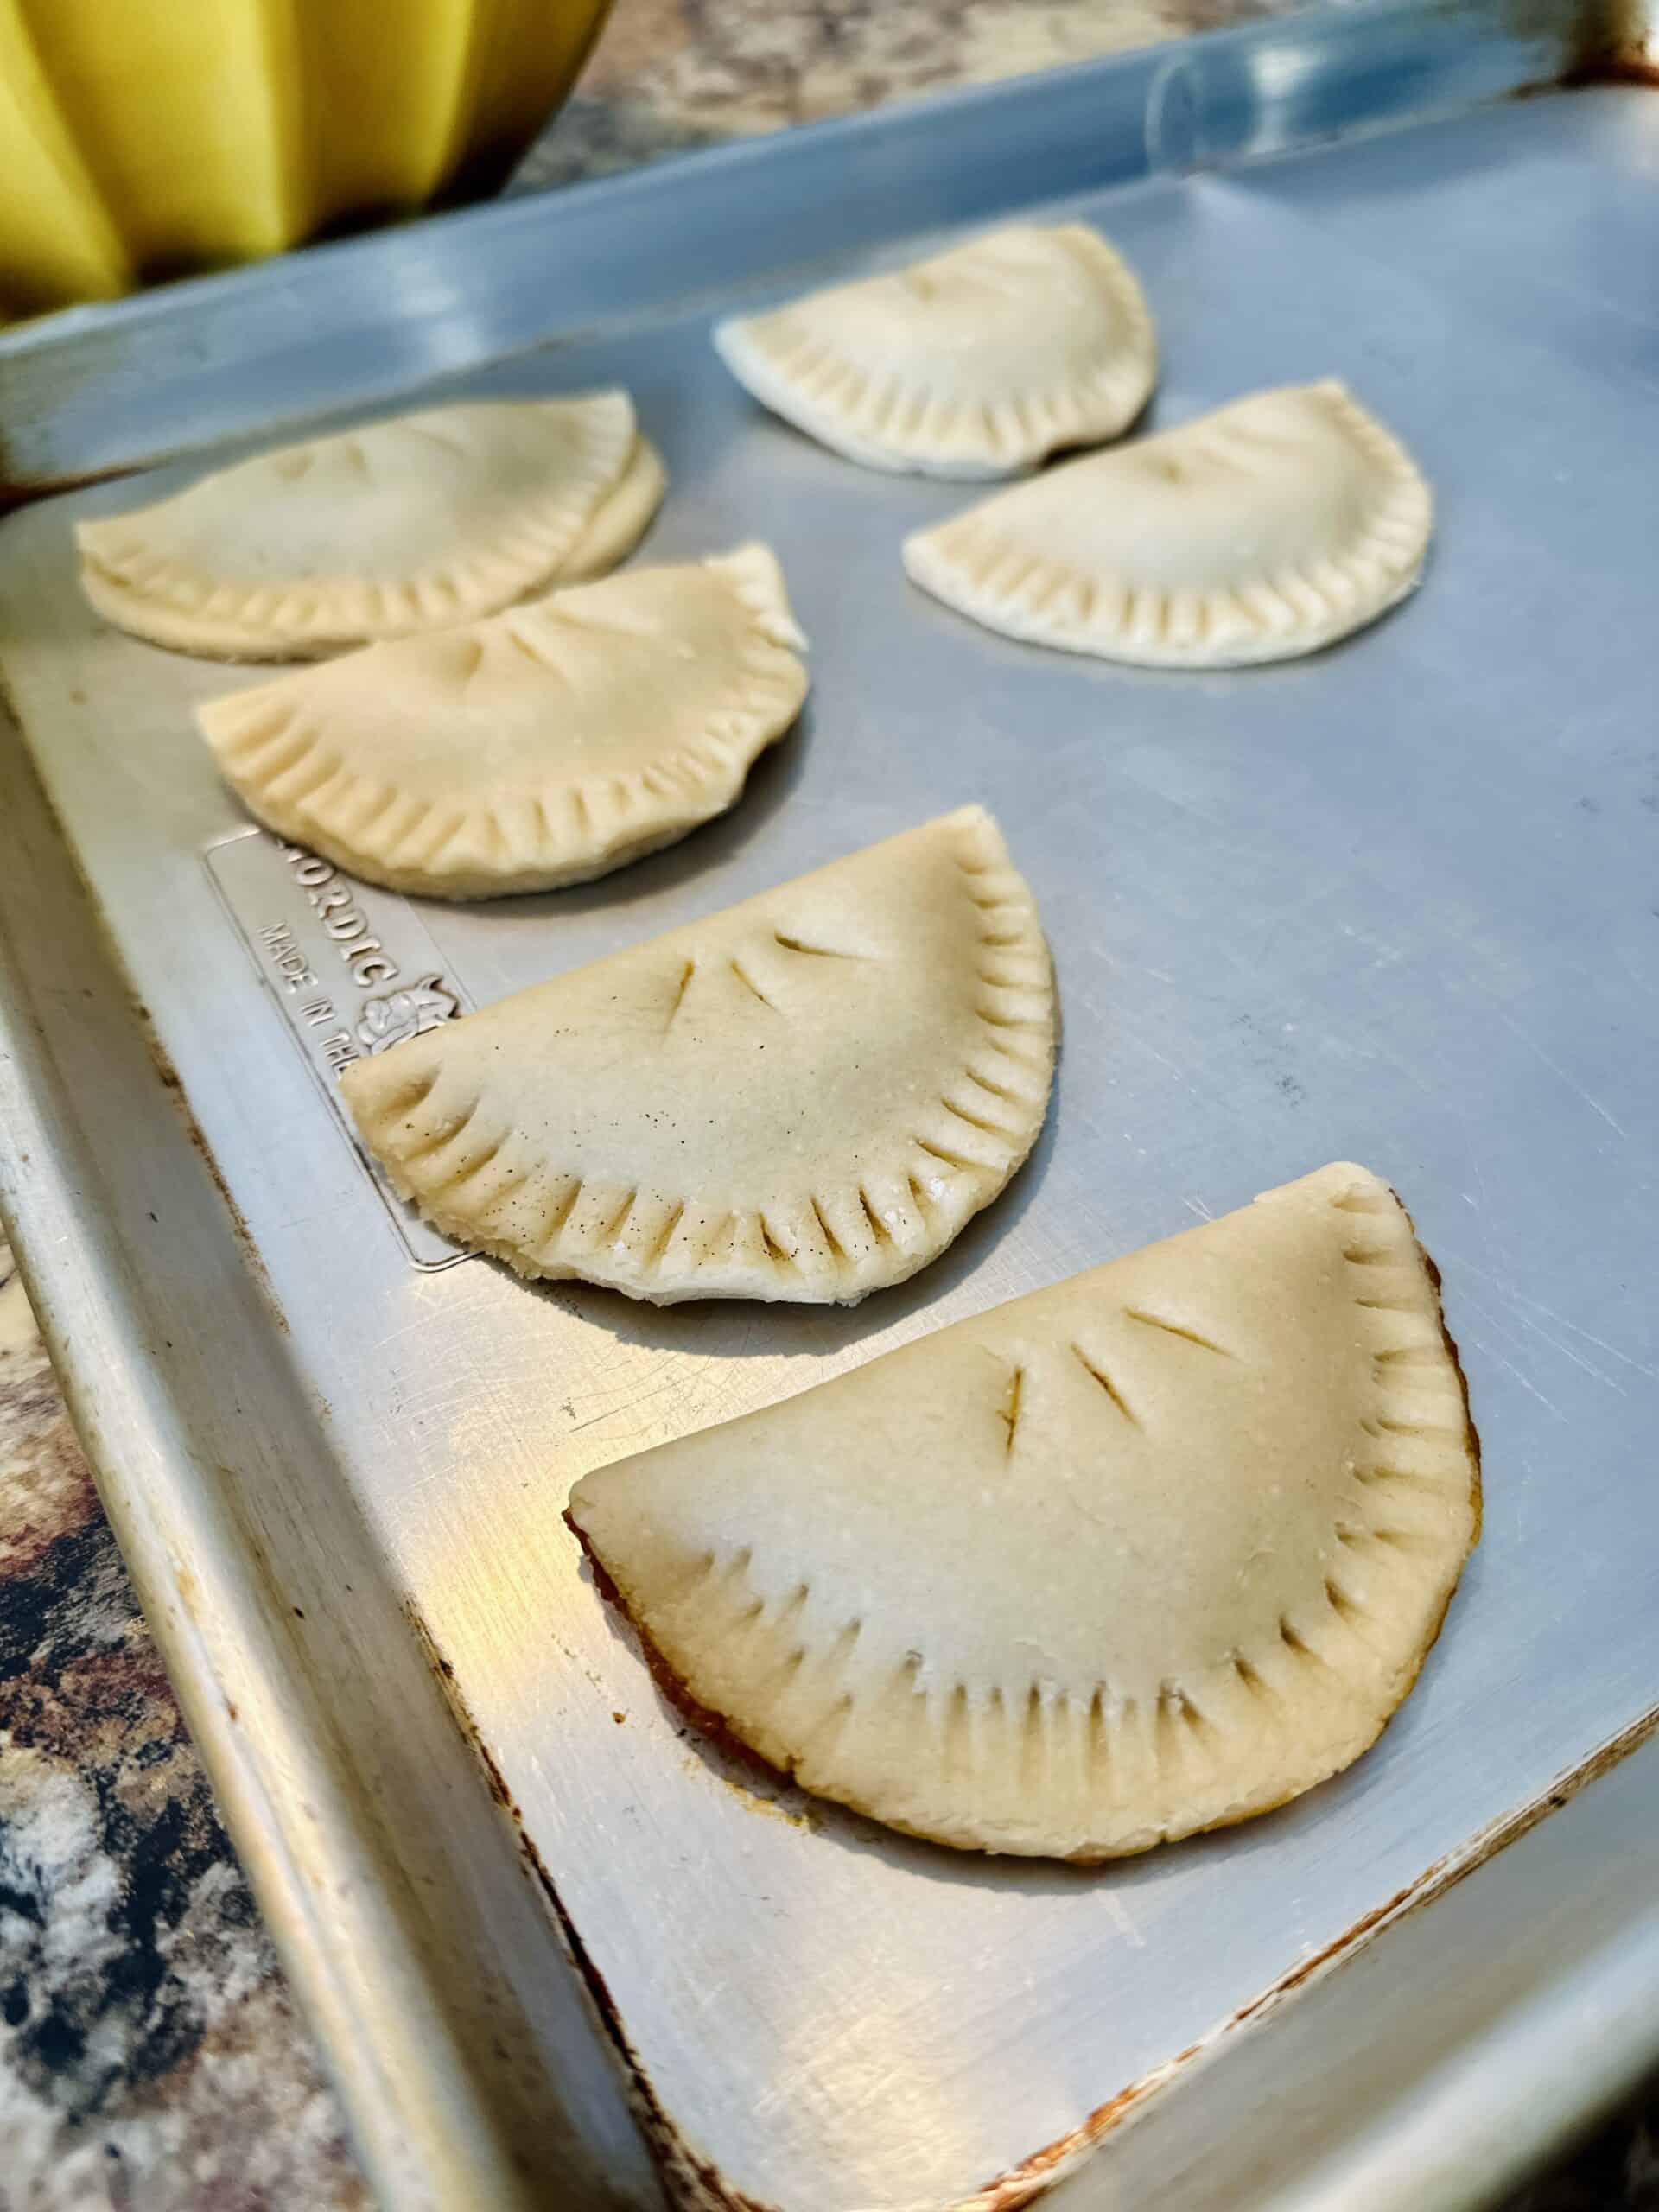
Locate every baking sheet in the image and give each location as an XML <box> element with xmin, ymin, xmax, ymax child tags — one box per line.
<box><xmin>205</xmin><ymin>826</ymin><xmax>473</xmax><ymax>1264</ymax></box>
<box><xmin>0</xmin><ymin>0</ymin><xmax>1602</xmax><ymax>493</ymax></box>
<box><xmin>2</xmin><ymin>62</ymin><xmax>1657</xmax><ymax>2212</ymax></box>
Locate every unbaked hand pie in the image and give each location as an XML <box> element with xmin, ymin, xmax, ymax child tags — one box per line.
<box><xmin>904</xmin><ymin>379</ymin><xmax>1432</xmax><ymax>666</ymax></box>
<box><xmin>198</xmin><ymin>546</ymin><xmax>807</xmax><ymax>899</ymax></box>
<box><xmin>342</xmin><ymin>807</ymin><xmax>1055</xmax><ymax>1301</ymax></box>
<box><xmin>76</xmin><ymin>392</ymin><xmax>664</xmax><ymax>659</ymax></box>
<box><xmin>568</xmin><ymin>1163</ymin><xmax>1479</xmax><ymax>1859</ymax></box>
<box><xmin>715</xmin><ymin>223</ymin><xmax>1156</xmax><ymax>478</ymax></box>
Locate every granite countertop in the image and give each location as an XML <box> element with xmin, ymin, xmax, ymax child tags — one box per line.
<box><xmin>1</xmin><ymin>4</ymin><xmax>1655</xmax><ymax>2207</ymax></box>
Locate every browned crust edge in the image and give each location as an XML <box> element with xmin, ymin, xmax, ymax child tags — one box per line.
<box><xmin>568</xmin><ymin>1175</ymin><xmax>1484</xmax><ymax>1863</ymax></box>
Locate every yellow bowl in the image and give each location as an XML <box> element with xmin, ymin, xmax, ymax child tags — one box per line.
<box><xmin>0</xmin><ymin>0</ymin><xmax>613</xmax><ymax>319</ymax></box>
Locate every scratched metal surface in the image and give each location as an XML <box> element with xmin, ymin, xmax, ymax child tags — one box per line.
<box><xmin>2</xmin><ymin>79</ymin><xmax>1657</xmax><ymax>2211</ymax></box>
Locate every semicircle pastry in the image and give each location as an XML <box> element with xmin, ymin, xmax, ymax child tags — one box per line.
<box><xmin>76</xmin><ymin>392</ymin><xmax>665</xmax><ymax>660</ymax></box>
<box><xmin>904</xmin><ymin>379</ymin><xmax>1432</xmax><ymax>666</ymax></box>
<box><xmin>715</xmin><ymin>223</ymin><xmax>1156</xmax><ymax>479</ymax></box>
<box><xmin>568</xmin><ymin>1162</ymin><xmax>1480</xmax><ymax>1859</ymax></box>
<box><xmin>341</xmin><ymin>806</ymin><xmax>1055</xmax><ymax>1302</ymax></box>
<box><xmin>197</xmin><ymin>545</ymin><xmax>808</xmax><ymax>899</ymax></box>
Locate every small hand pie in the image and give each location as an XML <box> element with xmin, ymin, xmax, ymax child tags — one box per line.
<box><xmin>342</xmin><ymin>807</ymin><xmax>1054</xmax><ymax>1301</ymax></box>
<box><xmin>569</xmin><ymin>1164</ymin><xmax>1480</xmax><ymax>1859</ymax></box>
<box><xmin>905</xmin><ymin>379</ymin><xmax>1433</xmax><ymax>666</ymax></box>
<box><xmin>197</xmin><ymin>547</ymin><xmax>807</xmax><ymax>899</ymax></box>
<box><xmin>715</xmin><ymin>223</ymin><xmax>1155</xmax><ymax>479</ymax></box>
<box><xmin>76</xmin><ymin>393</ymin><xmax>664</xmax><ymax>660</ymax></box>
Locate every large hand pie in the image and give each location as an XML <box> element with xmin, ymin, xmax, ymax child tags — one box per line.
<box><xmin>198</xmin><ymin>546</ymin><xmax>807</xmax><ymax>898</ymax></box>
<box><xmin>569</xmin><ymin>1164</ymin><xmax>1479</xmax><ymax>1858</ymax></box>
<box><xmin>905</xmin><ymin>380</ymin><xmax>1432</xmax><ymax>666</ymax></box>
<box><xmin>715</xmin><ymin>223</ymin><xmax>1155</xmax><ymax>478</ymax></box>
<box><xmin>342</xmin><ymin>807</ymin><xmax>1055</xmax><ymax>1301</ymax></box>
<box><xmin>76</xmin><ymin>392</ymin><xmax>664</xmax><ymax>659</ymax></box>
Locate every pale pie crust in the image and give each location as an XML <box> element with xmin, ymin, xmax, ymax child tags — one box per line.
<box><xmin>569</xmin><ymin>1163</ymin><xmax>1479</xmax><ymax>1858</ymax></box>
<box><xmin>342</xmin><ymin>806</ymin><xmax>1056</xmax><ymax>1302</ymax></box>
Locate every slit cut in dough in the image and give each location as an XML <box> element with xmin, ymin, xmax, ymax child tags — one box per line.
<box><xmin>904</xmin><ymin>379</ymin><xmax>1433</xmax><ymax>666</ymax></box>
<box><xmin>342</xmin><ymin>806</ymin><xmax>1055</xmax><ymax>1302</ymax></box>
<box><xmin>715</xmin><ymin>223</ymin><xmax>1156</xmax><ymax>478</ymax></box>
<box><xmin>76</xmin><ymin>392</ymin><xmax>665</xmax><ymax>660</ymax></box>
<box><xmin>198</xmin><ymin>545</ymin><xmax>808</xmax><ymax>899</ymax></box>
<box><xmin>568</xmin><ymin>1163</ymin><xmax>1480</xmax><ymax>1859</ymax></box>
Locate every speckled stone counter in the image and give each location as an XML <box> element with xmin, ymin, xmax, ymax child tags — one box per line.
<box><xmin>2</xmin><ymin>5</ymin><xmax>1655</xmax><ymax>2206</ymax></box>
<box><xmin>0</xmin><ymin>1243</ymin><xmax>367</xmax><ymax>2209</ymax></box>
<box><xmin>512</xmin><ymin>0</ymin><xmax>1293</xmax><ymax>191</ymax></box>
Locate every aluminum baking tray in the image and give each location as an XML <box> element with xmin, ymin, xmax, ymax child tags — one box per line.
<box><xmin>3</xmin><ymin>4</ymin><xmax>1658</xmax><ymax>2207</ymax></box>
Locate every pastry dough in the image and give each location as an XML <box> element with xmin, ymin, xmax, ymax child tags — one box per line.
<box><xmin>198</xmin><ymin>546</ymin><xmax>808</xmax><ymax>899</ymax></box>
<box><xmin>76</xmin><ymin>393</ymin><xmax>664</xmax><ymax>660</ymax></box>
<box><xmin>905</xmin><ymin>379</ymin><xmax>1433</xmax><ymax>666</ymax></box>
<box><xmin>569</xmin><ymin>1163</ymin><xmax>1479</xmax><ymax>1859</ymax></box>
<box><xmin>715</xmin><ymin>223</ymin><xmax>1155</xmax><ymax>478</ymax></box>
<box><xmin>342</xmin><ymin>807</ymin><xmax>1054</xmax><ymax>1301</ymax></box>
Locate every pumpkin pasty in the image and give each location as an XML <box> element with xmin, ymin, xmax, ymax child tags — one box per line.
<box><xmin>569</xmin><ymin>1162</ymin><xmax>1479</xmax><ymax>1857</ymax></box>
<box><xmin>715</xmin><ymin>224</ymin><xmax>1155</xmax><ymax>478</ymax></box>
<box><xmin>198</xmin><ymin>546</ymin><xmax>807</xmax><ymax>899</ymax></box>
<box><xmin>76</xmin><ymin>392</ymin><xmax>664</xmax><ymax>660</ymax></box>
<box><xmin>904</xmin><ymin>380</ymin><xmax>1432</xmax><ymax>666</ymax></box>
<box><xmin>342</xmin><ymin>806</ymin><xmax>1055</xmax><ymax>1301</ymax></box>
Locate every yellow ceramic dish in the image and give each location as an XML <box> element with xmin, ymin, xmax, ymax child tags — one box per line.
<box><xmin>0</xmin><ymin>0</ymin><xmax>612</xmax><ymax>318</ymax></box>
